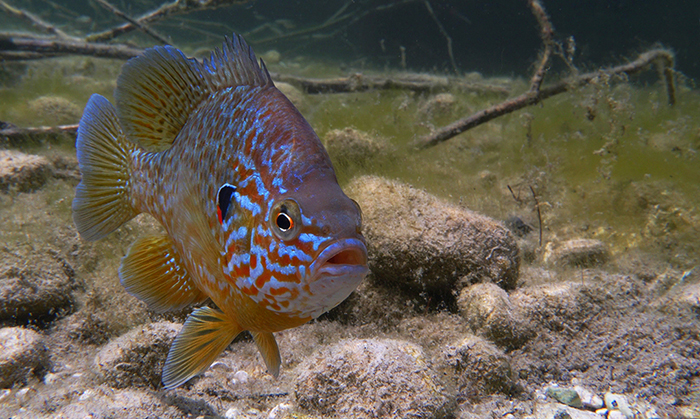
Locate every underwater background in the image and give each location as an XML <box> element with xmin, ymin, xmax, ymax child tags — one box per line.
<box><xmin>1</xmin><ymin>0</ymin><xmax>699</xmax><ymax>418</ymax></box>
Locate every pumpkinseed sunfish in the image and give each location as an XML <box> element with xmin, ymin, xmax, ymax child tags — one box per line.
<box><xmin>72</xmin><ymin>35</ymin><xmax>369</xmax><ymax>389</ymax></box>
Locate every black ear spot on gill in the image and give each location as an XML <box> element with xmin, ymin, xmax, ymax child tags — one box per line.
<box><xmin>217</xmin><ymin>183</ymin><xmax>236</xmax><ymax>223</ymax></box>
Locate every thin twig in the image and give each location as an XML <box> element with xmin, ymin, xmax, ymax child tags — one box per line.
<box><xmin>0</xmin><ymin>0</ymin><xmax>75</xmax><ymax>40</ymax></box>
<box><xmin>424</xmin><ymin>0</ymin><xmax>458</xmax><ymax>74</ymax></box>
<box><xmin>86</xmin><ymin>0</ymin><xmax>252</xmax><ymax>43</ymax></box>
<box><xmin>413</xmin><ymin>48</ymin><xmax>676</xmax><ymax>149</ymax></box>
<box><xmin>93</xmin><ymin>0</ymin><xmax>172</xmax><ymax>46</ymax></box>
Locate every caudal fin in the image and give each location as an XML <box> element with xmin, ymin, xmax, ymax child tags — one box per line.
<box><xmin>72</xmin><ymin>94</ymin><xmax>138</xmax><ymax>241</ymax></box>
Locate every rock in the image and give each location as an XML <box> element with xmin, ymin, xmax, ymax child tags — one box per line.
<box><xmin>94</xmin><ymin>321</ymin><xmax>181</xmax><ymax>388</ymax></box>
<box><xmin>346</xmin><ymin>176</ymin><xmax>520</xmax><ymax>305</ymax></box>
<box><xmin>261</xmin><ymin>50</ymin><xmax>281</xmax><ymax>64</ymax></box>
<box><xmin>443</xmin><ymin>335</ymin><xmax>520</xmax><ymax>400</ymax></box>
<box><xmin>0</xmin><ymin>150</ymin><xmax>52</xmax><ymax>193</ymax></box>
<box><xmin>509</xmin><ymin>281</ymin><xmax>594</xmax><ymax>333</ymax></box>
<box><xmin>295</xmin><ymin>338</ymin><xmax>453</xmax><ymax>418</ymax></box>
<box><xmin>543</xmin><ymin>239</ymin><xmax>609</xmax><ymax>267</ymax></box>
<box><xmin>324</xmin><ymin>128</ymin><xmax>389</xmax><ymax>168</ymax></box>
<box><xmin>574</xmin><ymin>385</ymin><xmax>604</xmax><ymax>410</ymax></box>
<box><xmin>0</xmin><ymin>327</ymin><xmax>48</xmax><ymax>387</ymax></box>
<box><xmin>457</xmin><ymin>283</ymin><xmax>533</xmax><ymax>349</ymax></box>
<box><xmin>274</xmin><ymin>81</ymin><xmax>304</xmax><ymax>108</ymax></box>
<box><xmin>27</xmin><ymin>95</ymin><xmax>82</xmax><ymax>125</ymax></box>
<box><xmin>604</xmin><ymin>392</ymin><xmax>634</xmax><ymax>418</ymax></box>
<box><xmin>0</xmin><ymin>250</ymin><xmax>76</xmax><ymax>324</ymax></box>
<box><xmin>418</xmin><ymin>93</ymin><xmax>457</xmax><ymax>118</ymax></box>
<box><xmin>546</xmin><ymin>386</ymin><xmax>583</xmax><ymax>408</ymax></box>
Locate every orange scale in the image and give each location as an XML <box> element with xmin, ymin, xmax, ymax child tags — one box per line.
<box><xmin>254</xmin><ymin>269</ymin><xmax>273</xmax><ymax>289</ymax></box>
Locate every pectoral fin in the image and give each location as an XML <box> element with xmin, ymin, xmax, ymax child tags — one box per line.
<box><xmin>250</xmin><ymin>331</ymin><xmax>281</xmax><ymax>378</ymax></box>
<box><xmin>119</xmin><ymin>235</ymin><xmax>207</xmax><ymax>312</ymax></box>
<box><xmin>162</xmin><ymin>306</ymin><xmax>242</xmax><ymax>389</ymax></box>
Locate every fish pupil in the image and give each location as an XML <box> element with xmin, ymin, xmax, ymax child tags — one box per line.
<box><xmin>276</xmin><ymin>208</ymin><xmax>293</xmax><ymax>231</ymax></box>
<box><xmin>217</xmin><ymin>184</ymin><xmax>236</xmax><ymax>223</ymax></box>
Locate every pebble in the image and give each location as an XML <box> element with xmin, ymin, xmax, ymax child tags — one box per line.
<box><xmin>0</xmin><ymin>250</ymin><xmax>76</xmax><ymax>324</ymax></box>
<box><xmin>93</xmin><ymin>321</ymin><xmax>181</xmax><ymax>388</ymax></box>
<box><xmin>545</xmin><ymin>386</ymin><xmax>583</xmax><ymax>408</ymax></box>
<box><xmin>604</xmin><ymin>392</ymin><xmax>634</xmax><ymax>418</ymax></box>
<box><xmin>0</xmin><ymin>150</ymin><xmax>52</xmax><ymax>193</ymax></box>
<box><xmin>543</xmin><ymin>238</ymin><xmax>609</xmax><ymax>267</ymax></box>
<box><xmin>295</xmin><ymin>338</ymin><xmax>453</xmax><ymax>418</ymax></box>
<box><xmin>574</xmin><ymin>385</ymin><xmax>604</xmax><ymax>409</ymax></box>
<box><xmin>0</xmin><ymin>327</ymin><xmax>48</xmax><ymax>387</ymax></box>
<box><xmin>457</xmin><ymin>283</ymin><xmax>533</xmax><ymax>349</ymax></box>
<box><xmin>346</xmin><ymin>176</ymin><xmax>520</xmax><ymax>303</ymax></box>
<box><xmin>267</xmin><ymin>402</ymin><xmax>292</xmax><ymax>419</ymax></box>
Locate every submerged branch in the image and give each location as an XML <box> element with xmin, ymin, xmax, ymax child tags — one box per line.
<box><xmin>270</xmin><ymin>72</ymin><xmax>510</xmax><ymax>95</ymax></box>
<box><xmin>0</xmin><ymin>33</ymin><xmax>142</xmax><ymax>60</ymax></box>
<box><xmin>0</xmin><ymin>124</ymin><xmax>78</xmax><ymax>141</ymax></box>
<box><xmin>413</xmin><ymin>49</ymin><xmax>676</xmax><ymax>149</ymax></box>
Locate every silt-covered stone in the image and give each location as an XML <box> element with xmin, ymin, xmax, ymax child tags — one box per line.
<box><xmin>295</xmin><ymin>338</ymin><xmax>454</xmax><ymax>418</ymax></box>
<box><xmin>347</xmin><ymin>176</ymin><xmax>520</xmax><ymax>304</ymax></box>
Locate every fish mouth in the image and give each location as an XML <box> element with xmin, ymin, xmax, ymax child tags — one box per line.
<box><xmin>310</xmin><ymin>238</ymin><xmax>369</xmax><ymax>281</ymax></box>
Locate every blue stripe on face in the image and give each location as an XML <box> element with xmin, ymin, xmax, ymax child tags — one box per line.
<box><xmin>275</xmin><ymin>241</ymin><xmax>313</xmax><ymax>262</ymax></box>
<box><xmin>298</xmin><ymin>233</ymin><xmax>327</xmax><ymax>252</ymax></box>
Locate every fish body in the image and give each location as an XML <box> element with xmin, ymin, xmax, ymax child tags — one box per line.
<box><xmin>72</xmin><ymin>35</ymin><xmax>368</xmax><ymax>388</ymax></box>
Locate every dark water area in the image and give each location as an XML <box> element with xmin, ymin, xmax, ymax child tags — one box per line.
<box><xmin>3</xmin><ymin>0</ymin><xmax>699</xmax><ymax>79</ymax></box>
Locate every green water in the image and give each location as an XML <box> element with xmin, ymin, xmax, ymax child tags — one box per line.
<box><xmin>1</xmin><ymin>55</ymin><xmax>698</xmax><ymax>269</ymax></box>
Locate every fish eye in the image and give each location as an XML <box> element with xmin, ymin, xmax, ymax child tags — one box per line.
<box><xmin>270</xmin><ymin>199</ymin><xmax>301</xmax><ymax>240</ymax></box>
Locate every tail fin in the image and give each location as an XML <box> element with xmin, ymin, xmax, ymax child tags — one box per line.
<box><xmin>72</xmin><ymin>94</ymin><xmax>138</xmax><ymax>241</ymax></box>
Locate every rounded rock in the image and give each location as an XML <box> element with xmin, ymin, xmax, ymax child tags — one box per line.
<box><xmin>457</xmin><ymin>283</ymin><xmax>533</xmax><ymax>349</ymax></box>
<box><xmin>347</xmin><ymin>176</ymin><xmax>520</xmax><ymax>302</ymax></box>
<box><xmin>295</xmin><ymin>338</ymin><xmax>453</xmax><ymax>418</ymax></box>
<box><xmin>543</xmin><ymin>238</ymin><xmax>609</xmax><ymax>268</ymax></box>
<box><xmin>0</xmin><ymin>327</ymin><xmax>48</xmax><ymax>388</ymax></box>
<box><xmin>0</xmin><ymin>150</ymin><xmax>52</xmax><ymax>193</ymax></box>
<box><xmin>0</xmin><ymin>250</ymin><xmax>76</xmax><ymax>324</ymax></box>
<box><xmin>94</xmin><ymin>321</ymin><xmax>181</xmax><ymax>388</ymax></box>
<box><xmin>443</xmin><ymin>335</ymin><xmax>520</xmax><ymax>401</ymax></box>
<box><xmin>324</xmin><ymin>128</ymin><xmax>389</xmax><ymax>169</ymax></box>
<box><xmin>27</xmin><ymin>95</ymin><xmax>82</xmax><ymax>125</ymax></box>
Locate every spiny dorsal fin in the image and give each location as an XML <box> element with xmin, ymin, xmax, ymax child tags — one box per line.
<box><xmin>119</xmin><ymin>235</ymin><xmax>208</xmax><ymax>313</ymax></box>
<box><xmin>202</xmin><ymin>34</ymin><xmax>273</xmax><ymax>90</ymax></box>
<box><xmin>115</xmin><ymin>34</ymin><xmax>271</xmax><ymax>152</ymax></box>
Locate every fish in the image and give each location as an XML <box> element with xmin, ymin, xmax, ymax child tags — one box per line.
<box><xmin>72</xmin><ymin>34</ymin><xmax>369</xmax><ymax>389</ymax></box>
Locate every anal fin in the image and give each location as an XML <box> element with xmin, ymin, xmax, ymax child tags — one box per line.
<box><xmin>119</xmin><ymin>235</ymin><xmax>207</xmax><ymax>312</ymax></box>
<box><xmin>162</xmin><ymin>306</ymin><xmax>242</xmax><ymax>389</ymax></box>
<box><xmin>250</xmin><ymin>331</ymin><xmax>281</xmax><ymax>378</ymax></box>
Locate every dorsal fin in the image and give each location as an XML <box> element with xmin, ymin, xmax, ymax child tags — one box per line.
<box><xmin>115</xmin><ymin>34</ymin><xmax>272</xmax><ymax>152</ymax></box>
